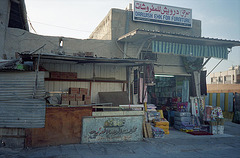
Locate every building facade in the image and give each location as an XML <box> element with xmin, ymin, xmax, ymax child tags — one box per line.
<box><xmin>1</xmin><ymin>0</ymin><xmax>240</xmax><ymax>148</ymax></box>
<box><xmin>210</xmin><ymin>65</ymin><xmax>240</xmax><ymax>84</ymax></box>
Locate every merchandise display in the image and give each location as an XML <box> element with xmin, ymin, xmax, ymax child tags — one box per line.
<box><xmin>151</xmin><ymin>126</ymin><xmax>165</xmax><ymax>138</ymax></box>
<box><xmin>145</xmin><ymin>76</ymin><xmax>226</xmax><ymax>138</ymax></box>
<box><xmin>154</xmin><ymin>119</ymin><xmax>170</xmax><ymax>135</ymax></box>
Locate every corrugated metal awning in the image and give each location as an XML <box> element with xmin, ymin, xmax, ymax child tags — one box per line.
<box><xmin>118</xmin><ymin>29</ymin><xmax>240</xmax><ymax>59</ymax></box>
<box><xmin>152</xmin><ymin>41</ymin><xmax>228</xmax><ymax>59</ymax></box>
<box><xmin>20</xmin><ymin>52</ymin><xmax>154</xmax><ymax>66</ymax></box>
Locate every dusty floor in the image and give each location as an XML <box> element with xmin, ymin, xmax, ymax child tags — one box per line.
<box><xmin>0</xmin><ymin>121</ymin><xmax>240</xmax><ymax>158</ymax></box>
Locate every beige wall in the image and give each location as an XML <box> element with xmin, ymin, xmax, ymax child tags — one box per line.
<box><xmin>210</xmin><ymin>66</ymin><xmax>240</xmax><ymax>84</ymax></box>
<box><xmin>89</xmin><ymin>8</ymin><xmax>201</xmax><ymax>60</ymax></box>
<box><xmin>89</xmin><ymin>8</ymin><xmax>201</xmax><ymax>75</ymax></box>
<box><xmin>90</xmin><ymin>8</ymin><xmax>201</xmax><ymax>40</ymax></box>
<box><xmin>207</xmin><ymin>84</ymin><xmax>240</xmax><ymax>93</ymax></box>
<box><xmin>2</xmin><ymin>28</ymin><xmax>113</xmax><ymax>59</ymax></box>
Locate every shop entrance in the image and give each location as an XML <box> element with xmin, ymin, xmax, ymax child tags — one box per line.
<box><xmin>147</xmin><ymin>75</ymin><xmax>190</xmax><ymax>125</ymax></box>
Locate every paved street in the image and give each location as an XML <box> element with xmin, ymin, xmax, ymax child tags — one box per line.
<box><xmin>1</xmin><ymin>121</ymin><xmax>240</xmax><ymax>158</ymax></box>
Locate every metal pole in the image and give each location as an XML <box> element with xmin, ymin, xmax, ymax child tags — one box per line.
<box><xmin>206</xmin><ymin>59</ymin><xmax>224</xmax><ymax>77</ymax></box>
<box><xmin>33</xmin><ymin>53</ymin><xmax>41</xmax><ymax>98</ymax></box>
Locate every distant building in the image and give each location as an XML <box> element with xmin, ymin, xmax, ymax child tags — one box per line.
<box><xmin>210</xmin><ymin>65</ymin><xmax>240</xmax><ymax>84</ymax></box>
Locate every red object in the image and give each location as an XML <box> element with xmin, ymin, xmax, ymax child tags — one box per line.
<box><xmin>76</xmin><ymin>94</ymin><xmax>83</xmax><ymax>101</ymax></box>
<box><xmin>69</xmin><ymin>88</ymin><xmax>80</xmax><ymax>94</ymax></box>
<box><xmin>50</xmin><ymin>72</ymin><xmax>61</xmax><ymax>79</ymax></box>
<box><xmin>84</xmin><ymin>95</ymin><xmax>91</xmax><ymax>104</ymax></box>
<box><xmin>80</xmin><ymin>88</ymin><xmax>88</xmax><ymax>96</ymax></box>
<box><xmin>68</xmin><ymin>94</ymin><xmax>76</xmax><ymax>101</ymax></box>
<box><xmin>187</xmin><ymin>131</ymin><xmax>213</xmax><ymax>135</ymax></box>
<box><xmin>61</xmin><ymin>94</ymin><xmax>68</xmax><ymax>101</ymax></box>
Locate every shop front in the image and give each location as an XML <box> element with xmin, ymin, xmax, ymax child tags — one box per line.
<box><xmin>1</xmin><ymin>0</ymin><xmax>240</xmax><ymax>148</ymax></box>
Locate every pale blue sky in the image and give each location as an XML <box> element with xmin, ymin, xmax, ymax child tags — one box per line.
<box><xmin>25</xmin><ymin>0</ymin><xmax>240</xmax><ymax>82</ymax></box>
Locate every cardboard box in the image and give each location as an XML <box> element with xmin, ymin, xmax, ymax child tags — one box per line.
<box><xmin>78</xmin><ymin>101</ymin><xmax>85</xmax><ymax>105</ymax></box>
<box><xmin>61</xmin><ymin>94</ymin><xmax>69</xmax><ymax>101</ymax></box>
<box><xmin>68</xmin><ymin>94</ymin><xmax>76</xmax><ymax>101</ymax></box>
<box><xmin>76</xmin><ymin>94</ymin><xmax>83</xmax><ymax>101</ymax></box>
<box><xmin>69</xmin><ymin>88</ymin><xmax>80</xmax><ymax>94</ymax></box>
<box><xmin>80</xmin><ymin>88</ymin><xmax>88</xmax><ymax>96</ymax></box>
<box><xmin>50</xmin><ymin>72</ymin><xmax>61</xmax><ymax>79</ymax></box>
<box><xmin>61</xmin><ymin>101</ymin><xmax>69</xmax><ymax>105</ymax></box>
<box><xmin>70</xmin><ymin>101</ymin><xmax>78</xmax><ymax>106</ymax></box>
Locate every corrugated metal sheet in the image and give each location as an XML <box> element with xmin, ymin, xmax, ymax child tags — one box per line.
<box><xmin>220</xmin><ymin>93</ymin><xmax>225</xmax><ymax>111</ymax></box>
<box><xmin>118</xmin><ymin>29</ymin><xmax>240</xmax><ymax>47</ymax></box>
<box><xmin>0</xmin><ymin>72</ymin><xmax>45</xmax><ymax>128</ymax></box>
<box><xmin>152</xmin><ymin>41</ymin><xmax>228</xmax><ymax>59</ymax></box>
<box><xmin>212</xmin><ymin>93</ymin><xmax>217</xmax><ymax>106</ymax></box>
<box><xmin>228</xmin><ymin>93</ymin><xmax>234</xmax><ymax>112</ymax></box>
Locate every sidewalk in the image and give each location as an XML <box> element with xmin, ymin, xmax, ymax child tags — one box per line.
<box><xmin>0</xmin><ymin>121</ymin><xmax>240</xmax><ymax>158</ymax></box>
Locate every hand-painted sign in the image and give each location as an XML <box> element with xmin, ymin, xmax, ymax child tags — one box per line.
<box><xmin>133</xmin><ymin>0</ymin><xmax>192</xmax><ymax>28</ymax></box>
<box><xmin>81</xmin><ymin>116</ymin><xmax>143</xmax><ymax>143</ymax></box>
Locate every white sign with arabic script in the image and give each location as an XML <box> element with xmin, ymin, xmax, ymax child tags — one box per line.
<box><xmin>133</xmin><ymin>0</ymin><xmax>192</xmax><ymax>28</ymax></box>
<box><xmin>81</xmin><ymin>116</ymin><xmax>143</xmax><ymax>143</ymax></box>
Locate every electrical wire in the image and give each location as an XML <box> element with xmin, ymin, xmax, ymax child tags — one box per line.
<box><xmin>28</xmin><ymin>20</ymin><xmax>92</xmax><ymax>33</ymax></box>
<box><xmin>27</xmin><ymin>16</ymin><xmax>37</xmax><ymax>34</ymax></box>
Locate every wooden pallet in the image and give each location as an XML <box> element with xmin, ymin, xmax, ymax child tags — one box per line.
<box><xmin>143</xmin><ymin>122</ymin><xmax>153</xmax><ymax>138</ymax></box>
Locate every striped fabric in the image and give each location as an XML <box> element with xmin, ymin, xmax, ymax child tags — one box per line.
<box><xmin>152</xmin><ymin>41</ymin><xmax>228</xmax><ymax>59</ymax></box>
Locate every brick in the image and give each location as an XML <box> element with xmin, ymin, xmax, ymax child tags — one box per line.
<box><xmin>78</xmin><ymin>101</ymin><xmax>85</xmax><ymax>105</ymax></box>
<box><xmin>80</xmin><ymin>88</ymin><xmax>88</xmax><ymax>96</ymax></box>
<box><xmin>50</xmin><ymin>72</ymin><xmax>61</xmax><ymax>79</ymax></box>
<box><xmin>70</xmin><ymin>101</ymin><xmax>78</xmax><ymax>106</ymax></box>
<box><xmin>84</xmin><ymin>95</ymin><xmax>91</xmax><ymax>105</ymax></box>
<box><xmin>69</xmin><ymin>88</ymin><xmax>80</xmax><ymax>94</ymax></box>
<box><xmin>68</xmin><ymin>94</ymin><xmax>76</xmax><ymax>101</ymax></box>
<box><xmin>66</xmin><ymin>72</ymin><xmax>77</xmax><ymax>79</ymax></box>
<box><xmin>76</xmin><ymin>94</ymin><xmax>83</xmax><ymax>101</ymax></box>
<box><xmin>85</xmin><ymin>52</ymin><xmax>94</xmax><ymax>57</ymax></box>
<box><xmin>61</xmin><ymin>101</ymin><xmax>69</xmax><ymax>105</ymax></box>
<box><xmin>61</xmin><ymin>72</ymin><xmax>68</xmax><ymax>79</ymax></box>
<box><xmin>61</xmin><ymin>94</ymin><xmax>69</xmax><ymax>101</ymax></box>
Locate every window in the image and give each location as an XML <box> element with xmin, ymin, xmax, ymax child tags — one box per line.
<box><xmin>218</xmin><ymin>76</ymin><xmax>223</xmax><ymax>82</ymax></box>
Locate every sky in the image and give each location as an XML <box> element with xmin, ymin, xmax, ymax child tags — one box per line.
<box><xmin>25</xmin><ymin>0</ymin><xmax>240</xmax><ymax>83</ymax></box>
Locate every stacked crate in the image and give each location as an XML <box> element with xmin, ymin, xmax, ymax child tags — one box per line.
<box><xmin>154</xmin><ymin>120</ymin><xmax>169</xmax><ymax>134</ymax></box>
<box><xmin>174</xmin><ymin>112</ymin><xmax>193</xmax><ymax>131</ymax></box>
<box><xmin>61</xmin><ymin>87</ymin><xmax>91</xmax><ymax>106</ymax></box>
<box><xmin>50</xmin><ymin>72</ymin><xmax>77</xmax><ymax>79</ymax></box>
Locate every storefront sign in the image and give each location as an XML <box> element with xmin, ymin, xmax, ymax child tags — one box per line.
<box><xmin>133</xmin><ymin>1</ymin><xmax>192</xmax><ymax>28</ymax></box>
<box><xmin>81</xmin><ymin>116</ymin><xmax>143</xmax><ymax>143</ymax></box>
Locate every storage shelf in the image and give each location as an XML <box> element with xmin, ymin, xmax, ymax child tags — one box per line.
<box><xmin>45</xmin><ymin>78</ymin><xmax>127</xmax><ymax>83</ymax></box>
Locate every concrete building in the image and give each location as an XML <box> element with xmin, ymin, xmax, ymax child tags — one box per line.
<box><xmin>1</xmin><ymin>0</ymin><xmax>240</xmax><ymax>120</ymax></box>
<box><xmin>1</xmin><ymin>0</ymin><xmax>240</xmax><ymax>148</ymax></box>
<box><xmin>210</xmin><ymin>65</ymin><xmax>240</xmax><ymax>84</ymax></box>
